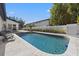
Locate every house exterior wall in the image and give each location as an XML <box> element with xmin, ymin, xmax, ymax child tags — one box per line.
<box><xmin>30</xmin><ymin>20</ymin><xmax>49</xmax><ymax>26</ymax></box>
<box><xmin>25</xmin><ymin>19</ymin><xmax>49</xmax><ymax>30</ymax></box>
<box><xmin>6</xmin><ymin>19</ymin><xmax>19</xmax><ymax>31</ymax></box>
<box><xmin>0</xmin><ymin>3</ymin><xmax>6</xmax><ymax>31</ymax></box>
<box><xmin>34</xmin><ymin>20</ymin><xmax>49</xmax><ymax>26</ymax></box>
<box><xmin>0</xmin><ymin>3</ymin><xmax>6</xmax><ymax>56</ymax></box>
<box><xmin>0</xmin><ymin>16</ymin><xmax>4</xmax><ymax>31</ymax></box>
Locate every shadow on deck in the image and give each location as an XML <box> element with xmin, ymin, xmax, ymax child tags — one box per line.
<box><xmin>0</xmin><ymin>32</ymin><xmax>15</xmax><ymax>56</ymax></box>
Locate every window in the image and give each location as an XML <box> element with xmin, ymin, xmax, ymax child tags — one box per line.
<box><xmin>8</xmin><ymin>24</ymin><xmax>12</xmax><ymax>29</ymax></box>
<box><xmin>13</xmin><ymin>24</ymin><xmax>16</xmax><ymax>30</ymax></box>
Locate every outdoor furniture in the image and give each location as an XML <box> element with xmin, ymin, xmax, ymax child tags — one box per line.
<box><xmin>0</xmin><ymin>31</ymin><xmax>15</xmax><ymax>42</ymax></box>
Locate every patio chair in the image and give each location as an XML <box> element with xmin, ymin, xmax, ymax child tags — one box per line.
<box><xmin>0</xmin><ymin>31</ymin><xmax>15</xmax><ymax>42</ymax></box>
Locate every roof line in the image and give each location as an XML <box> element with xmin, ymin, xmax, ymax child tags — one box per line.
<box><xmin>26</xmin><ymin>19</ymin><xmax>49</xmax><ymax>24</ymax></box>
<box><xmin>6</xmin><ymin>17</ymin><xmax>19</xmax><ymax>23</ymax></box>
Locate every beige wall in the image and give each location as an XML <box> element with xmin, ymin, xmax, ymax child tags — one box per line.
<box><xmin>66</xmin><ymin>24</ymin><xmax>77</xmax><ymax>35</ymax></box>
<box><xmin>0</xmin><ymin>15</ymin><xmax>6</xmax><ymax>56</ymax></box>
<box><xmin>0</xmin><ymin>16</ymin><xmax>5</xmax><ymax>31</ymax></box>
<box><xmin>6</xmin><ymin>19</ymin><xmax>19</xmax><ymax>31</ymax></box>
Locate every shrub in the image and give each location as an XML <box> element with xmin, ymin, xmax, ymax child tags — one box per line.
<box><xmin>28</xmin><ymin>28</ymin><xmax>66</xmax><ymax>34</ymax></box>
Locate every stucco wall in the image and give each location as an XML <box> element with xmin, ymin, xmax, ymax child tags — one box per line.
<box><xmin>0</xmin><ymin>15</ymin><xmax>6</xmax><ymax>56</ymax></box>
<box><xmin>0</xmin><ymin>16</ymin><xmax>4</xmax><ymax>31</ymax></box>
<box><xmin>6</xmin><ymin>19</ymin><xmax>19</xmax><ymax>31</ymax></box>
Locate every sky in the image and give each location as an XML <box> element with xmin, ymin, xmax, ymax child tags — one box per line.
<box><xmin>6</xmin><ymin>3</ymin><xmax>53</xmax><ymax>24</ymax></box>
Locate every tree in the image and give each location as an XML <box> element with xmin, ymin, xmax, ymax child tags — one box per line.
<box><xmin>77</xmin><ymin>16</ymin><xmax>79</xmax><ymax>24</ymax></box>
<box><xmin>49</xmin><ymin>4</ymin><xmax>60</xmax><ymax>25</ymax></box>
<box><xmin>67</xmin><ymin>3</ymin><xmax>79</xmax><ymax>23</ymax></box>
<box><xmin>18</xmin><ymin>18</ymin><xmax>25</xmax><ymax>29</ymax></box>
<box><xmin>49</xmin><ymin>3</ymin><xmax>79</xmax><ymax>25</ymax></box>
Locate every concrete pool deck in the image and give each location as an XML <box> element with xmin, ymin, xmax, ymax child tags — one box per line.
<box><xmin>5</xmin><ymin>31</ymin><xmax>79</xmax><ymax>56</ymax></box>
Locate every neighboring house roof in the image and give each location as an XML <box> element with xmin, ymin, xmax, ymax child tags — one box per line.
<box><xmin>26</xmin><ymin>19</ymin><xmax>49</xmax><ymax>25</ymax></box>
<box><xmin>0</xmin><ymin>3</ymin><xmax>6</xmax><ymax>21</ymax></box>
<box><xmin>6</xmin><ymin>17</ymin><xmax>20</xmax><ymax>23</ymax></box>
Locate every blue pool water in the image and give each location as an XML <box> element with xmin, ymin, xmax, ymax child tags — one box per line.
<box><xmin>19</xmin><ymin>32</ymin><xmax>69</xmax><ymax>54</ymax></box>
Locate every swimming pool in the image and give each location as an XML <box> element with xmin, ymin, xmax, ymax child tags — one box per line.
<box><xmin>19</xmin><ymin>32</ymin><xmax>69</xmax><ymax>54</ymax></box>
